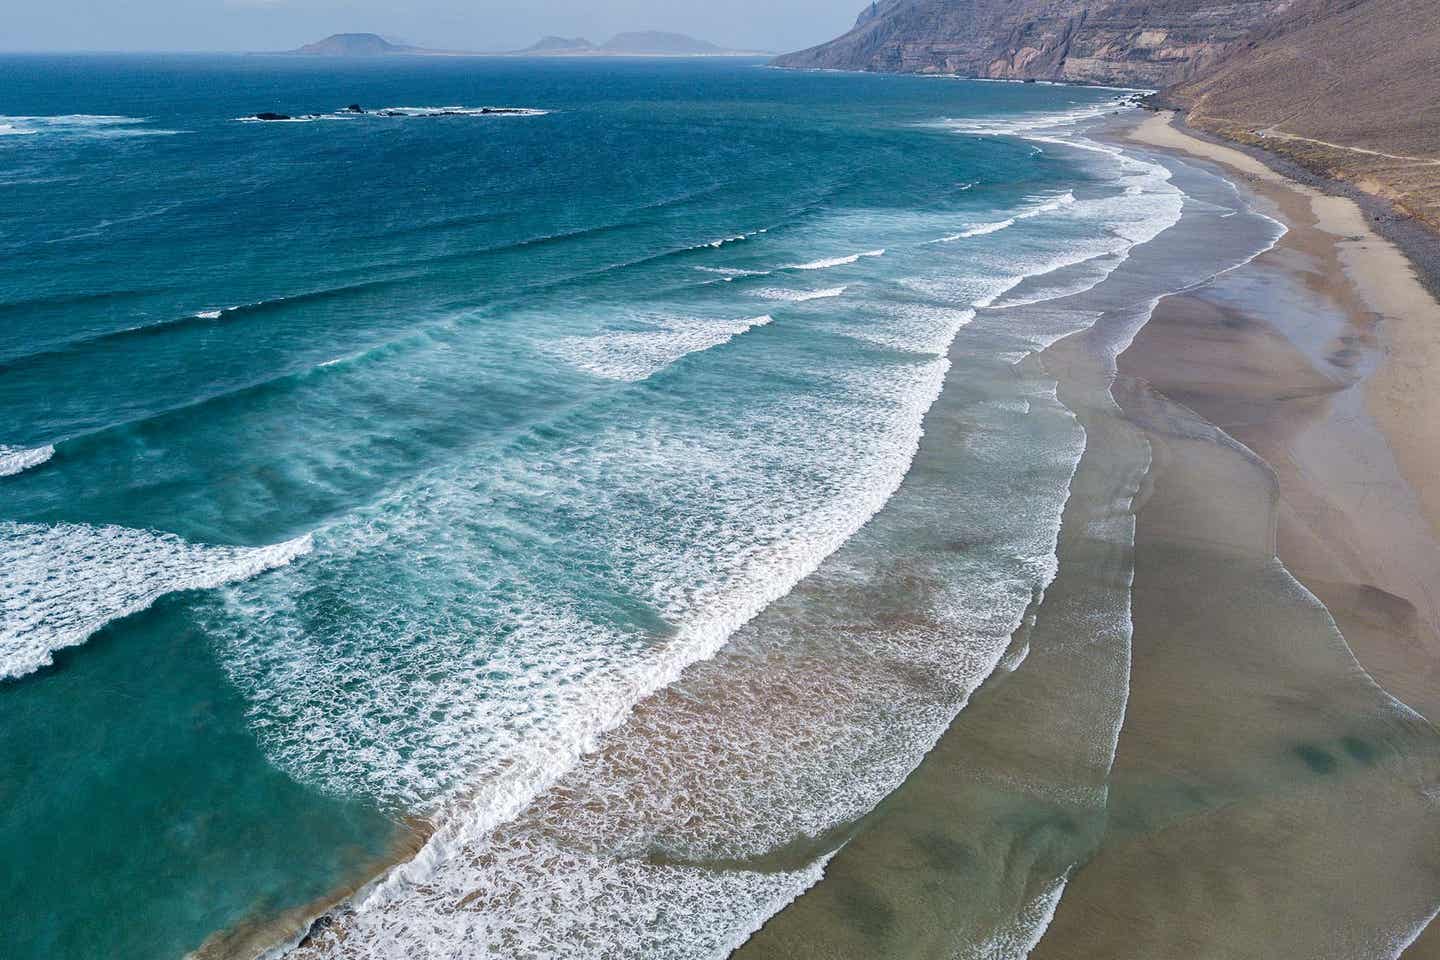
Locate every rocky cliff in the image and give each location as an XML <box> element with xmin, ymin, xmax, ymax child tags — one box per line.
<box><xmin>777</xmin><ymin>0</ymin><xmax>1440</xmax><ymax>228</ymax></box>
<box><xmin>773</xmin><ymin>0</ymin><xmax>1292</xmax><ymax>86</ymax></box>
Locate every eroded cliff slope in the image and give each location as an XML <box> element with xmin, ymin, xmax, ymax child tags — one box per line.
<box><xmin>1171</xmin><ymin>0</ymin><xmax>1440</xmax><ymax>225</ymax></box>
<box><xmin>773</xmin><ymin>0</ymin><xmax>1292</xmax><ymax>86</ymax></box>
<box><xmin>778</xmin><ymin>0</ymin><xmax>1440</xmax><ymax>228</ymax></box>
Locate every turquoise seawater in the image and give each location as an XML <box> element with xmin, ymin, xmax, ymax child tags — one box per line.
<box><xmin>0</xmin><ymin>56</ymin><xmax>1176</xmax><ymax>958</ymax></box>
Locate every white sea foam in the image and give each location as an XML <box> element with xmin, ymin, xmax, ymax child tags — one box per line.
<box><xmin>303</xmin><ymin>833</ymin><xmax>831</xmax><ymax>960</ymax></box>
<box><xmin>934</xmin><ymin>97</ymin><xmax>1131</xmax><ymax>138</ymax></box>
<box><xmin>957</xmin><ymin>876</ymin><xmax>1071</xmax><ymax>960</ymax></box>
<box><xmin>546</xmin><ymin>313</ymin><xmax>773</xmax><ymax>381</ymax></box>
<box><xmin>694</xmin><ymin>266</ymin><xmax>770</xmax><ymax>280</ymax></box>
<box><xmin>927</xmin><ymin>192</ymin><xmax>1074</xmax><ymax>244</ymax></box>
<box><xmin>0</xmin><ymin>444</ymin><xmax>54</xmax><ymax>478</ymax></box>
<box><xmin>691</xmin><ymin>228</ymin><xmax>765</xmax><ymax>250</ymax></box>
<box><xmin>196</xmin><ymin>309</ymin><xmax>224</xmax><ymax>320</ymax></box>
<box><xmin>0</xmin><ymin>523</ymin><xmax>311</xmax><ymax>682</ymax></box>
<box><xmin>259</xmin><ymin>94</ymin><xmax>1190</xmax><ymax>959</ymax></box>
<box><xmin>283</xmin><ymin>350</ymin><xmax>1086</xmax><ymax>960</ymax></box>
<box><xmin>1018</xmin><ymin>190</ymin><xmax>1077</xmax><ymax>218</ymax></box>
<box><xmin>930</xmin><ymin>219</ymin><xmax>1016</xmax><ymax>243</ymax></box>
<box><xmin>961</xmin><ymin>217</ymin><xmax>1017</xmax><ymax>236</ymax></box>
<box><xmin>223</xmin><ymin>351</ymin><xmax>959</xmax><ymax>808</ymax></box>
<box><xmin>827</xmin><ymin>302</ymin><xmax>976</xmax><ymax>355</ymax></box>
<box><xmin>748</xmin><ymin>285</ymin><xmax>847</xmax><ymax>302</ymax></box>
<box><xmin>372</xmin><ymin>106</ymin><xmax>549</xmax><ymax>118</ymax></box>
<box><xmin>0</xmin><ymin>114</ymin><xmax>180</xmax><ymax>138</ymax></box>
<box><xmin>789</xmin><ymin>248</ymin><xmax>884</xmax><ymax>270</ymax></box>
<box><xmin>991</xmin><ymin>250</ymin><xmax>1131</xmax><ymax>309</ymax></box>
<box><xmin>988</xmin><ymin>162</ymin><xmax>1182</xmax><ymax>310</ymax></box>
<box><xmin>232</xmin><ymin>115</ymin><xmax>358</xmax><ymax>124</ymax></box>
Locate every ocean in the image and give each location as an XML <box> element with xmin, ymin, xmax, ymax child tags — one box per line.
<box><xmin>0</xmin><ymin>55</ymin><xmax>1278</xmax><ymax>959</ymax></box>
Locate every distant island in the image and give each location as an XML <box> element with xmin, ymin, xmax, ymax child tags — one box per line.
<box><xmin>512</xmin><ymin>32</ymin><xmax>767</xmax><ymax>56</ymax></box>
<box><xmin>278</xmin><ymin>31</ymin><xmax>767</xmax><ymax>58</ymax></box>
<box><xmin>288</xmin><ymin>33</ymin><xmax>426</xmax><ymax>56</ymax></box>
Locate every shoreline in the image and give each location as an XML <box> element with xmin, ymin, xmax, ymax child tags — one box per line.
<box><xmin>1146</xmin><ymin>107</ymin><xmax>1440</xmax><ymax>302</ymax></box>
<box><xmin>1027</xmin><ymin>111</ymin><xmax>1440</xmax><ymax>958</ymax></box>
<box><xmin>197</xmin><ymin>106</ymin><xmax>1440</xmax><ymax>960</ymax></box>
<box><xmin>1123</xmin><ymin>111</ymin><xmax>1440</xmax><ymax>716</ymax></box>
<box><xmin>736</xmin><ymin>109</ymin><xmax>1440</xmax><ymax>957</ymax></box>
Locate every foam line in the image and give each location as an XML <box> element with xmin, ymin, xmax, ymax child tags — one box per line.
<box><xmin>0</xmin><ymin>444</ymin><xmax>54</xmax><ymax>478</ymax></box>
<box><xmin>0</xmin><ymin>114</ymin><xmax>180</xmax><ymax>138</ymax></box>
<box><xmin>548</xmin><ymin>314</ymin><xmax>774</xmax><ymax>381</ymax></box>
<box><xmin>789</xmin><ymin>249</ymin><xmax>884</xmax><ymax>270</ymax></box>
<box><xmin>930</xmin><ymin>219</ymin><xmax>1016</xmax><ymax>243</ymax></box>
<box><xmin>748</xmin><ymin>285</ymin><xmax>847</xmax><ymax>302</ymax></box>
<box><xmin>0</xmin><ymin>523</ymin><xmax>312</xmax><ymax>682</ymax></box>
<box><xmin>694</xmin><ymin>266</ymin><xmax>769</xmax><ymax>279</ymax></box>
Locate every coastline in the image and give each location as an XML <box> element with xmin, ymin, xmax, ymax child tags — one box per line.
<box><xmin>1145</xmin><ymin>107</ymin><xmax>1440</xmax><ymax>301</ymax></box>
<box><xmin>1123</xmin><ymin>111</ymin><xmax>1440</xmax><ymax>720</ymax></box>
<box><xmin>1030</xmin><ymin>112</ymin><xmax>1440</xmax><ymax>958</ymax></box>
<box><xmin>187</xmin><ymin>104</ymin><xmax>1440</xmax><ymax>960</ymax></box>
<box><xmin>736</xmin><ymin>110</ymin><xmax>1440</xmax><ymax>957</ymax></box>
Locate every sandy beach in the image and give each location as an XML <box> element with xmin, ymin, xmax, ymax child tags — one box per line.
<box><xmin>736</xmin><ymin>111</ymin><xmax>1440</xmax><ymax>958</ymax></box>
<box><xmin>1125</xmin><ymin>112</ymin><xmax>1440</xmax><ymax>720</ymax></box>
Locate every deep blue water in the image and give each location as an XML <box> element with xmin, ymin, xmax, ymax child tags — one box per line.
<box><xmin>0</xmin><ymin>55</ymin><xmax>1163</xmax><ymax>958</ymax></box>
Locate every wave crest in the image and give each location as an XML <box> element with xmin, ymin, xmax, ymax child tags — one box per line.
<box><xmin>0</xmin><ymin>523</ymin><xmax>312</xmax><ymax>682</ymax></box>
<box><xmin>0</xmin><ymin>444</ymin><xmax>54</xmax><ymax>478</ymax></box>
<box><xmin>547</xmin><ymin>313</ymin><xmax>774</xmax><ymax>382</ymax></box>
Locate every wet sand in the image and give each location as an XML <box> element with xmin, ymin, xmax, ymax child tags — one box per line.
<box><xmin>1068</xmin><ymin>110</ymin><xmax>1440</xmax><ymax>958</ymax></box>
<box><xmin>1125</xmin><ymin>112</ymin><xmax>1440</xmax><ymax>722</ymax></box>
<box><xmin>737</xmin><ymin>114</ymin><xmax>1440</xmax><ymax>957</ymax></box>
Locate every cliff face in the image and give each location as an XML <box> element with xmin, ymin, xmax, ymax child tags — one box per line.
<box><xmin>774</xmin><ymin>0</ymin><xmax>1290</xmax><ymax>87</ymax></box>
<box><xmin>777</xmin><ymin>0</ymin><xmax>1440</xmax><ymax>229</ymax></box>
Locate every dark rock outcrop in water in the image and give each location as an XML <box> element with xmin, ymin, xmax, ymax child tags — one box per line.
<box><xmin>246</xmin><ymin>106</ymin><xmax>540</xmax><ymax>122</ymax></box>
<box><xmin>773</xmin><ymin>0</ymin><xmax>1290</xmax><ymax>85</ymax></box>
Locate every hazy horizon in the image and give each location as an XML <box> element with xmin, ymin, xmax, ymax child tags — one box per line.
<box><xmin>3</xmin><ymin>0</ymin><xmax>859</xmax><ymax>55</ymax></box>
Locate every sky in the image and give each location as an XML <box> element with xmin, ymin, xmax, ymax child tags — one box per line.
<box><xmin>2</xmin><ymin>0</ymin><xmax>861</xmax><ymax>55</ymax></box>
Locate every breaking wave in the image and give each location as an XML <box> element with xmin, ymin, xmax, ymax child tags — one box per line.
<box><xmin>0</xmin><ymin>523</ymin><xmax>312</xmax><ymax>682</ymax></box>
<box><xmin>0</xmin><ymin>444</ymin><xmax>54</xmax><ymax>478</ymax></box>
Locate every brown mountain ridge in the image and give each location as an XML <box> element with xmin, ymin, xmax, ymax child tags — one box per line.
<box><xmin>776</xmin><ymin>0</ymin><xmax>1440</xmax><ymax>228</ymax></box>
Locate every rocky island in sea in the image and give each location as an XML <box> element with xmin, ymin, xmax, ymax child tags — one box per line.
<box><xmin>268</xmin><ymin>30</ymin><xmax>769</xmax><ymax>59</ymax></box>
